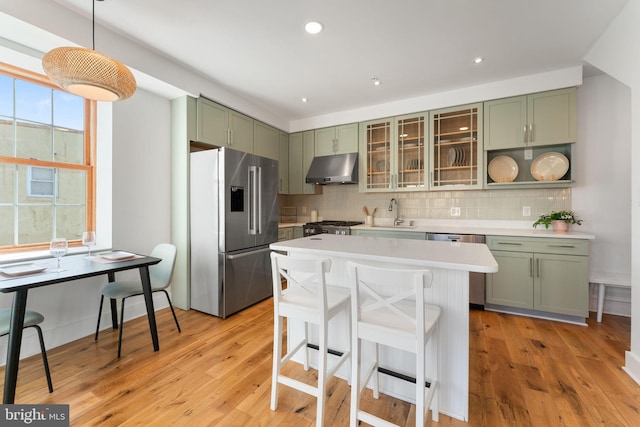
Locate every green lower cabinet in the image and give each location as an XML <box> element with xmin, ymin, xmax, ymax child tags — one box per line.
<box><xmin>534</xmin><ymin>253</ymin><xmax>588</xmax><ymax>317</ymax></box>
<box><xmin>486</xmin><ymin>236</ymin><xmax>589</xmax><ymax>318</ymax></box>
<box><xmin>486</xmin><ymin>251</ymin><xmax>533</xmax><ymax>309</ymax></box>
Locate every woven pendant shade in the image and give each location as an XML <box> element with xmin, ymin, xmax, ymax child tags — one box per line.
<box><xmin>42</xmin><ymin>46</ymin><xmax>136</xmax><ymax>101</ymax></box>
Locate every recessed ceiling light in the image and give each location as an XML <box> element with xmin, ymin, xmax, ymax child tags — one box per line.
<box><xmin>301</xmin><ymin>97</ymin><xmax>308</xmax><ymax>103</ymax></box>
<box><xmin>474</xmin><ymin>57</ymin><xmax>483</xmax><ymax>64</ymax></box>
<box><xmin>304</xmin><ymin>21</ymin><xmax>323</xmax><ymax>34</ymax></box>
<box><xmin>372</xmin><ymin>77</ymin><xmax>381</xmax><ymax>86</ymax></box>
<box><xmin>459</xmin><ymin>126</ymin><xmax>469</xmax><ymax>131</ymax></box>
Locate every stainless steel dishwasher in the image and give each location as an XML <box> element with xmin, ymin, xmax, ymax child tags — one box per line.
<box><xmin>426</xmin><ymin>233</ymin><xmax>486</xmax><ymax>308</ymax></box>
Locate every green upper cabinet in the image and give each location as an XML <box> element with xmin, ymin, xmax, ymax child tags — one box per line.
<box><xmin>253</xmin><ymin>121</ymin><xmax>279</xmax><ymax>160</ymax></box>
<box><xmin>228</xmin><ymin>110</ymin><xmax>254</xmax><ymax>153</ymax></box>
<box><xmin>196</xmin><ymin>97</ymin><xmax>228</xmax><ymax>147</ymax></box>
<box><xmin>359</xmin><ymin>113</ymin><xmax>428</xmax><ymax>193</ymax></box>
<box><xmin>289</xmin><ymin>131</ymin><xmax>317</xmax><ymax>194</ymax></box>
<box><xmin>429</xmin><ymin>103</ymin><xmax>483</xmax><ymax>190</ymax></box>
<box><xmin>278</xmin><ymin>132</ymin><xmax>289</xmax><ymax>194</ymax></box>
<box><xmin>484</xmin><ymin>87</ymin><xmax>576</xmax><ymax>150</ymax></box>
<box><xmin>195</xmin><ymin>97</ymin><xmax>254</xmax><ymax>153</ymax></box>
<box><xmin>315</xmin><ymin>123</ymin><xmax>359</xmax><ymax>156</ymax></box>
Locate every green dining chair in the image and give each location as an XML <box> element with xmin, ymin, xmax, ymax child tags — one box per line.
<box><xmin>94</xmin><ymin>243</ymin><xmax>181</xmax><ymax>357</ymax></box>
<box><xmin>0</xmin><ymin>308</ymin><xmax>53</xmax><ymax>393</ymax></box>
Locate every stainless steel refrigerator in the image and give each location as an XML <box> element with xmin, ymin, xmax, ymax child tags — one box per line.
<box><xmin>190</xmin><ymin>147</ymin><xmax>279</xmax><ymax>318</ymax></box>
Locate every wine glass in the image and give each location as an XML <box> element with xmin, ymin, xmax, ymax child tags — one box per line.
<box><xmin>82</xmin><ymin>231</ymin><xmax>96</xmax><ymax>258</ymax></box>
<box><xmin>49</xmin><ymin>238</ymin><xmax>68</xmax><ymax>272</ymax></box>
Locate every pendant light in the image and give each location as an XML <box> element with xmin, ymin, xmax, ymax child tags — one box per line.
<box><xmin>42</xmin><ymin>0</ymin><xmax>136</xmax><ymax>101</ymax></box>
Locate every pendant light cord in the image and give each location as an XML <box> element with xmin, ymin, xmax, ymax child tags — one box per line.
<box><xmin>92</xmin><ymin>0</ymin><xmax>95</xmax><ymax>50</ymax></box>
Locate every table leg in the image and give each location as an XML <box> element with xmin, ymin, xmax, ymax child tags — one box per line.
<box><xmin>108</xmin><ymin>272</ymin><xmax>118</xmax><ymax>329</ymax></box>
<box><xmin>3</xmin><ymin>289</ymin><xmax>28</xmax><ymax>404</ymax></box>
<box><xmin>139</xmin><ymin>266</ymin><xmax>159</xmax><ymax>351</ymax></box>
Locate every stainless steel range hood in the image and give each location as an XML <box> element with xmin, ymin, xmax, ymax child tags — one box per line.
<box><xmin>305</xmin><ymin>153</ymin><xmax>358</xmax><ymax>185</ymax></box>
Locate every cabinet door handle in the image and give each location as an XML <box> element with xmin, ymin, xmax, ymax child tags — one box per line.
<box><xmin>529</xmin><ymin>123</ymin><xmax>534</xmax><ymax>143</ymax></box>
<box><xmin>226</xmin><ymin>128</ymin><xmax>231</xmax><ymax>146</ymax></box>
<box><xmin>529</xmin><ymin>257</ymin><xmax>533</xmax><ymax>277</ymax></box>
<box><xmin>229</xmin><ymin>129</ymin><xmax>233</xmax><ymax>146</ymax></box>
<box><xmin>536</xmin><ymin>258</ymin><xmax>540</xmax><ymax>278</ymax></box>
<box><xmin>523</xmin><ymin>125</ymin><xmax>528</xmax><ymax>144</ymax></box>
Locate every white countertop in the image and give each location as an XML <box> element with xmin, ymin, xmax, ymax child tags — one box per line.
<box><xmin>351</xmin><ymin>219</ymin><xmax>595</xmax><ymax>240</ymax></box>
<box><xmin>270</xmin><ymin>234</ymin><xmax>498</xmax><ymax>273</ymax></box>
<box><xmin>278</xmin><ymin>222</ymin><xmax>305</xmax><ymax>228</ymax></box>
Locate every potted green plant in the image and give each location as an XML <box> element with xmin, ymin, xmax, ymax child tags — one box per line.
<box><xmin>533</xmin><ymin>210</ymin><xmax>583</xmax><ymax>232</ymax></box>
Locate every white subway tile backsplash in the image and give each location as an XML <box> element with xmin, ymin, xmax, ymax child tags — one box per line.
<box><xmin>283</xmin><ymin>186</ymin><xmax>571</xmax><ymax>223</ymax></box>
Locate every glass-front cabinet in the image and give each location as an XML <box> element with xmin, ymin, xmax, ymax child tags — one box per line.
<box><xmin>359</xmin><ymin>113</ymin><xmax>427</xmax><ymax>192</ymax></box>
<box><xmin>429</xmin><ymin>103</ymin><xmax>483</xmax><ymax>190</ymax></box>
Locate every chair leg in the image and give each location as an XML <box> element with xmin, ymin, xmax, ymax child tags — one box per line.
<box><xmin>95</xmin><ymin>295</ymin><xmax>104</xmax><ymax>341</ymax></box>
<box><xmin>416</xmin><ymin>344</ymin><xmax>426</xmax><ymax>427</ymax></box>
<box><xmin>117</xmin><ymin>298</ymin><xmax>126</xmax><ymax>358</ymax></box>
<box><xmin>161</xmin><ymin>290</ymin><xmax>181</xmax><ymax>332</ymax></box>
<box><xmin>110</xmin><ymin>298</ymin><xmax>118</xmax><ymax>330</ymax></box>
<box><xmin>350</xmin><ymin>336</ymin><xmax>360</xmax><ymax>427</ymax></box>
<box><xmin>32</xmin><ymin>325</ymin><xmax>53</xmax><ymax>393</ymax></box>
<box><xmin>270</xmin><ymin>313</ymin><xmax>283</xmax><ymax>411</ymax></box>
<box><xmin>316</xmin><ymin>322</ymin><xmax>328</xmax><ymax>427</ymax></box>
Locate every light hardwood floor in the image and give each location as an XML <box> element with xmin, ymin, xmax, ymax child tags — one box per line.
<box><xmin>1</xmin><ymin>299</ymin><xmax>638</xmax><ymax>426</ymax></box>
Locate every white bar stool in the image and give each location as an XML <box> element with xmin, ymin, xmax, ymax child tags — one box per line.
<box><xmin>590</xmin><ymin>271</ymin><xmax>631</xmax><ymax>322</ymax></box>
<box><xmin>270</xmin><ymin>252</ymin><xmax>351</xmax><ymax>427</ymax></box>
<box><xmin>347</xmin><ymin>261</ymin><xmax>441</xmax><ymax>427</ymax></box>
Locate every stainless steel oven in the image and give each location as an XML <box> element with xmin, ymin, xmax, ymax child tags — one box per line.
<box><xmin>303</xmin><ymin>220</ymin><xmax>363</xmax><ymax>236</ymax></box>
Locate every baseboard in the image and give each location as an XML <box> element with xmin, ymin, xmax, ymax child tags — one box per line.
<box><xmin>623</xmin><ymin>351</ymin><xmax>640</xmax><ymax>386</ymax></box>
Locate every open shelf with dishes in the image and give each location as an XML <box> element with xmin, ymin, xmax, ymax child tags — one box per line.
<box><xmin>485</xmin><ymin>143</ymin><xmax>573</xmax><ymax>189</ymax></box>
<box><xmin>430</xmin><ymin>103</ymin><xmax>482</xmax><ymax>189</ymax></box>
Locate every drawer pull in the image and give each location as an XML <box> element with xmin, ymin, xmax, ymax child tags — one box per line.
<box><xmin>496</xmin><ymin>242</ymin><xmax>522</xmax><ymax>246</ymax></box>
<box><xmin>546</xmin><ymin>245</ymin><xmax>576</xmax><ymax>249</ymax></box>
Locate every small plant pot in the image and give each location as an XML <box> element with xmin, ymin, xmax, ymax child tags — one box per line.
<box><xmin>552</xmin><ymin>220</ymin><xmax>569</xmax><ymax>232</ymax></box>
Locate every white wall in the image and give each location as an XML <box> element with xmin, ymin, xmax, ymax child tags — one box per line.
<box><xmin>574</xmin><ymin>74</ymin><xmax>632</xmax><ymax>316</ymax></box>
<box><xmin>583</xmin><ymin>0</ymin><xmax>640</xmax><ymax>384</ymax></box>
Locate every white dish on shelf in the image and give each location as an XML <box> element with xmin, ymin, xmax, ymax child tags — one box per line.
<box><xmin>447</xmin><ymin>148</ymin><xmax>456</xmax><ymax>167</ymax></box>
<box><xmin>101</xmin><ymin>251</ymin><xmax>136</xmax><ymax>261</ymax></box>
<box><xmin>530</xmin><ymin>152</ymin><xmax>569</xmax><ymax>181</ymax></box>
<box><xmin>488</xmin><ymin>155</ymin><xmax>518</xmax><ymax>183</ymax></box>
<box><xmin>0</xmin><ymin>263</ymin><xmax>47</xmax><ymax>276</ymax></box>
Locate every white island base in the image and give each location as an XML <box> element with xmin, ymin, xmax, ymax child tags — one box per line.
<box><xmin>270</xmin><ymin>234</ymin><xmax>498</xmax><ymax>421</ymax></box>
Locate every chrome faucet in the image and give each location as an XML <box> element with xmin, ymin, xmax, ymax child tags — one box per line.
<box><xmin>388</xmin><ymin>198</ymin><xmax>403</xmax><ymax>225</ymax></box>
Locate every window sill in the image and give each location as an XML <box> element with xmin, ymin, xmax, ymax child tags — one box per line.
<box><xmin>0</xmin><ymin>246</ymin><xmax>112</xmax><ymax>264</ymax></box>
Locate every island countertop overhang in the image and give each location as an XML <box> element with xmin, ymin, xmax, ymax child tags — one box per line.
<box><xmin>270</xmin><ymin>234</ymin><xmax>498</xmax><ymax>273</ymax></box>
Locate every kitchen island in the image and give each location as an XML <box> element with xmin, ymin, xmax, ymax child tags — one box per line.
<box><xmin>269</xmin><ymin>234</ymin><xmax>498</xmax><ymax>421</ymax></box>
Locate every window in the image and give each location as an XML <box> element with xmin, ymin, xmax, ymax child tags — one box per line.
<box><xmin>27</xmin><ymin>166</ymin><xmax>57</xmax><ymax>198</ymax></box>
<box><xmin>0</xmin><ymin>64</ymin><xmax>96</xmax><ymax>252</ymax></box>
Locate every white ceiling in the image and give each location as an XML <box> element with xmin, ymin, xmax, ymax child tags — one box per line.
<box><xmin>31</xmin><ymin>0</ymin><xmax>632</xmax><ymax>122</ymax></box>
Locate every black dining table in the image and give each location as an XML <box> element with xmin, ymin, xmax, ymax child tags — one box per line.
<box><xmin>0</xmin><ymin>251</ymin><xmax>161</xmax><ymax>404</ymax></box>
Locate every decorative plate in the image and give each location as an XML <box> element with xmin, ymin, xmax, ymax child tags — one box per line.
<box><xmin>488</xmin><ymin>155</ymin><xmax>519</xmax><ymax>183</ymax></box>
<box><xmin>530</xmin><ymin>152</ymin><xmax>569</xmax><ymax>181</ymax></box>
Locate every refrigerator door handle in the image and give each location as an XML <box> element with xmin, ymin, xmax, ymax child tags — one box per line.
<box><xmin>226</xmin><ymin>247</ymin><xmax>271</xmax><ymax>260</ymax></box>
<box><xmin>248</xmin><ymin>165</ymin><xmax>260</xmax><ymax>235</ymax></box>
